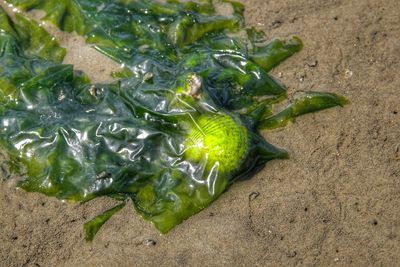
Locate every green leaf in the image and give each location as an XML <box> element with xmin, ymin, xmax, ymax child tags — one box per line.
<box><xmin>84</xmin><ymin>203</ymin><xmax>126</xmax><ymax>242</ymax></box>
<box><xmin>0</xmin><ymin>7</ymin><xmax>65</xmax><ymax>105</ymax></box>
<box><xmin>0</xmin><ymin>7</ymin><xmax>66</xmax><ymax>62</ymax></box>
<box><xmin>250</xmin><ymin>36</ymin><xmax>303</xmax><ymax>72</ymax></box>
<box><xmin>259</xmin><ymin>91</ymin><xmax>349</xmax><ymax>130</ymax></box>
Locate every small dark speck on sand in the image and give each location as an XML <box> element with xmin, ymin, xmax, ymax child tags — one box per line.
<box><xmin>271</xmin><ymin>20</ymin><xmax>282</xmax><ymax>29</ymax></box>
<box><xmin>146</xmin><ymin>239</ymin><xmax>157</xmax><ymax>246</ymax></box>
<box><xmin>249</xmin><ymin>191</ymin><xmax>260</xmax><ymax>201</ymax></box>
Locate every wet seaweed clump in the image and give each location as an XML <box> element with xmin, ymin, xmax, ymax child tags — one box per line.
<box><xmin>0</xmin><ymin>0</ymin><xmax>347</xmax><ymax>240</ymax></box>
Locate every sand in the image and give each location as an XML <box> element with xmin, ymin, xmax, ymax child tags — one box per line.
<box><xmin>0</xmin><ymin>0</ymin><xmax>399</xmax><ymax>266</ymax></box>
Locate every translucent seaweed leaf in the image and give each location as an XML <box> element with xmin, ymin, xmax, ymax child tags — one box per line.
<box><xmin>84</xmin><ymin>203</ymin><xmax>126</xmax><ymax>242</ymax></box>
<box><xmin>0</xmin><ymin>7</ymin><xmax>65</xmax><ymax>106</ymax></box>
<box><xmin>259</xmin><ymin>91</ymin><xmax>349</xmax><ymax>130</ymax></box>
<box><xmin>0</xmin><ymin>7</ymin><xmax>66</xmax><ymax>61</ymax></box>
<box><xmin>250</xmin><ymin>37</ymin><xmax>303</xmax><ymax>72</ymax></box>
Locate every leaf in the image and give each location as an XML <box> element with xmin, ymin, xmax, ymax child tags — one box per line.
<box><xmin>0</xmin><ymin>7</ymin><xmax>65</xmax><ymax>105</ymax></box>
<box><xmin>259</xmin><ymin>91</ymin><xmax>349</xmax><ymax>130</ymax></box>
<box><xmin>250</xmin><ymin>36</ymin><xmax>303</xmax><ymax>72</ymax></box>
<box><xmin>0</xmin><ymin>7</ymin><xmax>66</xmax><ymax>62</ymax></box>
<box><xmin>84</xmin><ymin>203</ymin><xmax>126</xmax><ymax>242</ymax></box>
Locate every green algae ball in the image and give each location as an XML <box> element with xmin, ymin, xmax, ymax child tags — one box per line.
<box><xmin>184</xmin><ymin>113</ymin><xmax>250</xmax><ymax>174</ymax></box>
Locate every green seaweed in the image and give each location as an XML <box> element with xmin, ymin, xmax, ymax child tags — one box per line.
<box><xmin>260</xmin><ymin>91</ymin><xmax>348</xmax><ymax>129</ymax></box>
<box><xmin>0</xmin><ymin>0</ymin><xmax>347</xmax><ymax>239</ymax></box>
<box><xmin>84</xmin><ymin>203</ymin><xmax>126</xmax><ymax>242</ymax></box>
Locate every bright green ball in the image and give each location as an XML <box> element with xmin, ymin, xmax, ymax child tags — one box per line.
<box><xmin>185</xmin><ymin>113</ymin><xmax>250</xmax><ymax>174</ymax></box>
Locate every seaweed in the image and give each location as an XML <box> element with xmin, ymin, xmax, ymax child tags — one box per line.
<box><xmin>0</xmin><ymin>0</ymin><xmax>347</xmax><ymax>240</ymax></box>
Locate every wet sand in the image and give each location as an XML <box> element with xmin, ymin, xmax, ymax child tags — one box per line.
<box><xmin>0</xmin><ymin>0</ymin><xmax>399</xmax><ymax>266</ymax></box>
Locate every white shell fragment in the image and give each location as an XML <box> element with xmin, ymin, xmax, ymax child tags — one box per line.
<box><xmin>187</xmin><ymin>74</ymin><xmax>203</xmax><ymax>99</ymax></box>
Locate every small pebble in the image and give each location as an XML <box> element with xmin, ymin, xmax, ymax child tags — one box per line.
<box><xmin>344</xmin><ymin>69</ymin><xmax>353</xmax><ymax>79</ymax></box>
<box><xmin>306</xmin><ymin>60</ymin><xmax>318</xmax><ymax>68</ymax></box>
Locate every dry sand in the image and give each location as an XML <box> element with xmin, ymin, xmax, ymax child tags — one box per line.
<box><xmin>1</xmin><ymin>0</ymin><xmax>399</xmax><ymax>266</ymax></box>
